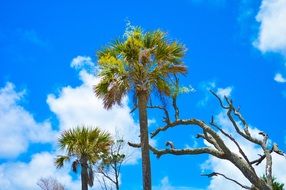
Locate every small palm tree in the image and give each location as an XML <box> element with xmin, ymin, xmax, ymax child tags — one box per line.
<box><xmin>251</xmin><ymin>176</ymin><xmax>285</xmax><ymax>190</ymax></box>
<box><xmin>94</xmin><ymin>26</ymin><xmax>187</xmax><ymax>189</ymax></box>
<box><xmin>55</xmin><ymin>126</ymin><xmax>112</xmax><ymax>190</ymax></box>
<box><xmin>265</xmin><ymin>176</ymin><xmax>284</xmax><ymax>190</ymax></box>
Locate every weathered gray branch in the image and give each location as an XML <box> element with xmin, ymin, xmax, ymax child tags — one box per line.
<box><xmin>251</xmin><ymin>143</ymin><xmax>286</xmax><ymax>165</ymax></box>
<box><xmin>202</xmin><ymin>172</ymin><xmax>251</xmax><ymax>189</ymax></box>
<box><xmin>128</xmin><ymin>142</ymin><xmax>224</xmax><ymax>159</ymax></box>
<box><xmin>210</xmin><ymin>116</ymin><xmax>254</xmax><ymax>171</ymax></box>
<box><xmin>147</xmin><ymin>104</ymin><xmax>170</xmax><ymax>124</ymax></box>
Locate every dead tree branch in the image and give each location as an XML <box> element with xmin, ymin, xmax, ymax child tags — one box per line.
<box><xmin>202</xmin><ymin>172</ymin><xmax>251</xmax><ymax>189</ymax></box>
<box><xmin>144</xmin><ymin>91</ymin><xmax>286</xmax><ymax>190</ymax></box>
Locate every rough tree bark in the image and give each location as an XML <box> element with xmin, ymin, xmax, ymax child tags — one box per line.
<box><xmin>81</xmin><ymin>158</ymin><xmax>89</xmax><ymax>190</ymax></box>
<box><xmin>137</xmin><ymin>91</ymin><xmax>152</xmax><ymax>190</ymax></box>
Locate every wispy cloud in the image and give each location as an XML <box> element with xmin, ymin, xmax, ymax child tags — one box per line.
<box><xmin>197</xmin><ymin>81</ymin><xmax>216</xmax><ymax>107</ymax></box>
<box><xmin>20</xmin><ymin>29</ymin><xmax>49</xmax><ymax>48</ymax></box>
<box><xmin>197</xmin><ymin>82</ymin><xmax>233</xmax><ymax>107</ymax></box>
<box><xmin>236</xmin><ymin>0</ymin><xmax>259</xmax><ymax>43</ymax></box>
<box><xmin>216</xmin><ymin>86</ymin><xmax>233</xmax><ymax>99</ymax></box>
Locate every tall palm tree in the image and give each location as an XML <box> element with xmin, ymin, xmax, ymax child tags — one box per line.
<box><xmin>94</xmin><ymin>26</ymin><xmax>187</xmax><ymax>190</ymax></box>
<box><xmin>55</xmin><ymin>126</ymin><xmax>112</xmax><ymax>190</ymax></box>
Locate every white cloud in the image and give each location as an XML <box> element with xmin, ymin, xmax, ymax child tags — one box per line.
<box><xmin>0</xmin><ymin>152</ymin><xmax>82</xmax><ymax>190</ymax></box>
<box><xmin>216</xmin><ymin>86</ymin><xmax>233</xmax><ymax>99</ymax></box>
<box><xmin>153</xmin><ymin>176</ymin><xmax>203</xmax><ymax>190</ymax></box>
<box><xmin>274</xmin><ymin>73</ymin><xmax>286</xmax><ymax>83</ymax></box>
<box><xmin>197</xmin><ymin>83</ymin><xmax>233</xmax><ymax>107</ymax></box>
<box><xmin>255</xmin><ymin>0</ymin><xmax>286</xmax><ymax>54</ymax></box>
<box><xmin>47</xmin><ymin>56</ymin><xmax>141</xmax><ymax>164</ymax></box>
<box><xmin>0</xmin><ymin>151</ymin><xmax>118</xmax><ymax>190</ymax></box>
<box><xmin>203</xmin><ymin>111</ymin><xmax>286</xmax><ymax>190</ymax></box>
<box><xmin>70</xmin><ymin>55</ymin><xmax>94</xmax><ymax>70</ymax></box>
<box><xmin>0</xmin><ymin>82</ymin><xmax>57</xmax><ymax>158</ymax></box>
<box><xmin>0</xmin><ymin>56</ymin><xmax>143</xmax><ymax>189</ymax></box>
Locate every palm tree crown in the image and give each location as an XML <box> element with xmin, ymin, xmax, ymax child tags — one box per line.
<box><xmin>55</xmin><ymin>126</ymin><xmax>112</xmax><ymax>190</ymax></box>
<box><xmin>94</xmin><ymin>26</ymin><xmax>187</xmax><ymax>109</ymax></box>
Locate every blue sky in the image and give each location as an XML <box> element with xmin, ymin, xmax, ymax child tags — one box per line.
<box><xmin>1</xmin><ymin>0</ymin><xmax>286</xmax><ymax>189</ymax></box>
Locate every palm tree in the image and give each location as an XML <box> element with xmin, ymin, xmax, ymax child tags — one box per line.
<box><xmin>94</xmin><ymin>26</ymin><xmax>187</xmax><ymax>190</ymax></box>
<box><xmin>55</xmin><ymin>126</ymin><xmax>112</xmax><ymax>190</ymax></box>
<box><xmin>265</xmin><ymin>176</ymin><xmax>284</xmax><ymax>190</ymax></box>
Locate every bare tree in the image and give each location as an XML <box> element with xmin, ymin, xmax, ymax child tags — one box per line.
<box><xmin>129</xmin><ymin>91</ymin><xmax>285</xmax><ymax>190</ymax></box>
<box><xmin>95</xmin><ymin>138</ymin><xmax>127</xmax><ymax>190</ymax></box>
<box><xmin>37</xmin><ymin>177</ymin><xmax>64</xmax><ymax>190</ymax></box>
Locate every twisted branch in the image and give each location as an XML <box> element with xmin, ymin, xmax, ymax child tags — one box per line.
<box><xmin>202</xmin><ymin>172</ymin><xmax>251</xmax><ymax>189</ymax></box>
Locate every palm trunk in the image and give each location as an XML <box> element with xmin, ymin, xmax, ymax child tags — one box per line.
<box><xmin>81</xmin><ymin>160</ymin><xmax>89</xmax><ymax>190</ymax></box>
<box><xmin>115</xmin><ymin>161</ymin><xmax>119</xmax><ymax>190</ymax></box>
<box><xmin>137</xmin><ymin>92</ymin><xmax>152</xmax><ymax>190</ymax></box>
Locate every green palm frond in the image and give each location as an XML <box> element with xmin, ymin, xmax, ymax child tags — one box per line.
<box><xmin>94</xmin><ymin>74</ymin><xmax>130</xmax><ymax>109</ymax></box>
<box><xmin>111</xmin><ymin>39</ymin><xmax>126</xmax><ymax>54</ymax></box>
<box><xmin>56</xmin><ymin>126</ymin><xmax>112</xmax><ymax>165</ymax></box>
<box><xmin>154</xmin><ymin>78</ymin><xmax>172</xmax><ymax>96</ymax></box>
<box><xmin>55</xmin><ymin>155</ymin><xmax>70</xmax><ymax>168</ymax></box>
<box><xmin>55</xmin><ymin>126</ymin><xmax>112</xmax><ymax>190</ymax></box>
<box><xmin>94</xmin><ymin>56</ymin><xmax>130</xmax><ymax>109</ymax></box>
<box><xmin>155</xmin><ymin>41</ymin><xmax>185</xmax><ymax>64</ymax></box>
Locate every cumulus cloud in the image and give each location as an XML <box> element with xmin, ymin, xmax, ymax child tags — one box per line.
<box><xmin>0</xmin><ymin>82</ymin><xmax>57</xmax><ymax>158</ymax></box>
<box><xmin>0</xmin><ymin>152</ymin><xmax>82</xmax><ymax>190</ymax></box>
<box><xmin>47</xmin><ymin>56</ymin><xmax>141</xmax><ymax>164</ymax></box>
<box><xmin>254</xmin><ymin>0</ymin><xmax>286</xmax><ymax>54</ymax></box>
<box><xmin>0</xmin><ymin>55</ymin><xmax>143</xmax><ymax>189</ymax></box>
<box><xmin>274</xmin><ymin>73</ymin><xmax>286</xmax><ymax>83</ymax></box>
<box><xmin>203</xmin><ymin>111</ymin><xmax>286</xmax><ymax>190</ymax></box>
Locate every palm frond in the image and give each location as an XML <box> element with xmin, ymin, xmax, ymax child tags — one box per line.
<box><xmin>154</xmin><ymin>78</ymin><xmax>171</xmax><ymax>96</ymax></box>
<box><xmin>55</xmin><ymin>126</ymin><xmax>112</xmax><ymax>169</ymax></box>
<box><xmin>94</xmin><ymin>63</ymin><xmax>130</xmax><ymax>109</ymax></box>
<box><xmin>55</xmin><ymin>155</ymin><xmax>70</xmax><ymax>168</ymax></box>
